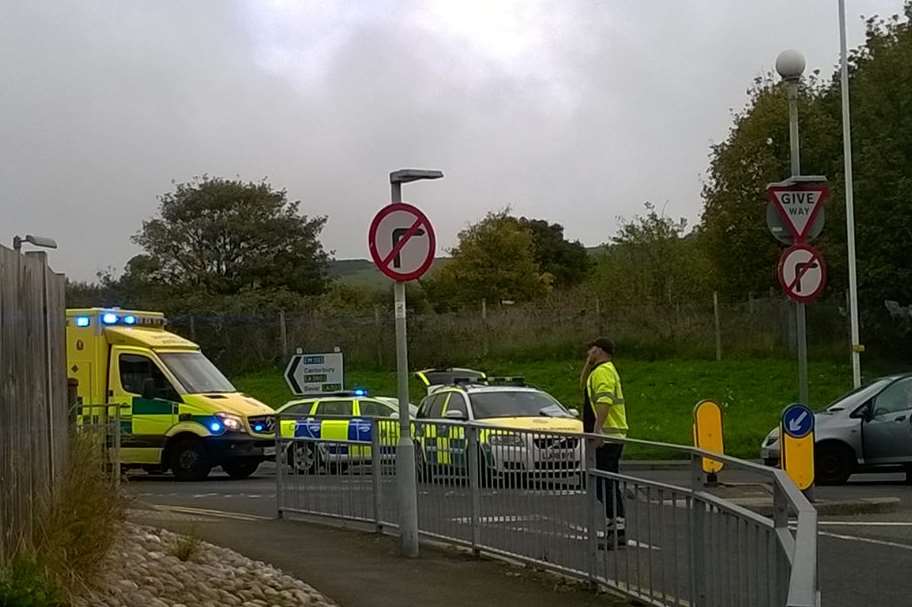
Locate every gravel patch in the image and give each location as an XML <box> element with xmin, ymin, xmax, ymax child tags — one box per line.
<box><xmin>73</xmin><ymin>523</ymin><xmax>336</xmax><ymax>607</ymax></box>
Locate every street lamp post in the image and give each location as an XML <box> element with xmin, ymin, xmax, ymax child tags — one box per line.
<box><xmin>838</xmin><ymin>0</ymin><xmax>863</xmax><ymax>388</ymax></box>
<box><xmin>388</xmin><ymin>168</ymin><xmax>443</xmax><ymax>558</ymax></box>
<box><xmin>776</xmin><ymin>50</ymin><xmax>810</xmax><ymax>405</ymax></box>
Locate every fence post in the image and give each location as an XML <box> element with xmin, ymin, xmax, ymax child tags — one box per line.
<box><xmin>279</xmin><ymin>309</ymin><xmax>288</xmax><ymax>359</ymax></box>
<box><xmin>374</xmin><ymin>306</ymin><xmax>383</xmax><ymax>368</ymax></box>
<box><xmin>585</xmin><ymin>438</ymin><xmax>599</xmax><ymax>586</ymax></box>
<box><xmin>189</xmin><ymin>314</ymin><xmax>196</xmax><ymax>341</ymax></box>
<box><xmin>749</xmin><ymin>291</ymin><xmax>755</xmax><ymax>315</ymax></box>
<box><xmin>467</xmin><ymin>425</ymin><xmax>481</xmax><ymax>556</ymax></box>
<box><xmin>689</xmin><ymin>455</ymin><xmax>706</xmax><ymax>606</ymax></box>
<box><xmin>372</xmin><ymin>418</ymin><xmax>383</xmax><ymax>533</ymax></box>
<box><xmin>39</xmin><ymin>253</ymin><xmax>56</xmax><ymax>485</ymax></box>
<box><xmin>595</xmin><ymin>297</ymin><xmax>604</xmax><ymax>334</ymax></box>
<box><xmin>275</xmin><ymin>414</ymin><xmax>284</xmax><ymax>519</ymax></box>
<box><xmin>713</xmin><ymin>292</ymin><xmax>722</xmax><ymax>361</ymax></box>
<box><xmin>481</xmin><ymin>299</ymin><xmax>489</xmax><ymax>357</ymax></box>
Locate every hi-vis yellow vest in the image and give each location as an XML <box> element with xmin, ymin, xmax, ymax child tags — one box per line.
<box><xmin>587</xmin><ymin>362</ymin><xmax>628</xmax><ymax>435</ymax></box>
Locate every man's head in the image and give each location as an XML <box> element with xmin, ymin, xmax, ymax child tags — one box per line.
<box><xmin>587</xmin><ymin>337</ymin><xmax>615</xmax><ymax>363</ymax></box>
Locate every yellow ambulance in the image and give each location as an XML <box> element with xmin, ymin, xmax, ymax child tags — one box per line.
<box><xmin>66</xmin><ymin>308</ymin><xmax>275</xmax><ymax>481</ymax></box>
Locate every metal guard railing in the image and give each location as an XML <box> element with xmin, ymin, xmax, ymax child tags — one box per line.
<box><xmin>274</xmin><ymin>414</ymin><xmax>818</xmax><ymax>607</ymax></box>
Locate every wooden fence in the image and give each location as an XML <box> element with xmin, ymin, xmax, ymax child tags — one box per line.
<box><xmin>0</xmin><ymin>244</ymin><xmax>68</xmax><ymax>563</ymax></box>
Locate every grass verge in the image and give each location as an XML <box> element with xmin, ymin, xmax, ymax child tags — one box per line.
<box><xmin>234</xmin><ymin>357</ymin><xmax>865</xmax><ymax>460</ymax></box>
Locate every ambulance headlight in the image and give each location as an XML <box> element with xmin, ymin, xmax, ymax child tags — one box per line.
<box><xmin>490</xmin><ymin>433</ymin><xmax>524</xmax><ymax>446</ymax></box>
<box><xmin>101</xmin><ymin>313</ymin><xmax>118</xmax><ymax>325</ymax></box>
<box><xmin>215</xmin><ymin>412</ymin><xmax>245</xmax><ymax>433</ymax></box>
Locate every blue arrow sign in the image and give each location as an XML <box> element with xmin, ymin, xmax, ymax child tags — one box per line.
<box><xmin>781</xmin><ymin>403</ymin><xmax>814</xmax><ymax>439</ymax></box>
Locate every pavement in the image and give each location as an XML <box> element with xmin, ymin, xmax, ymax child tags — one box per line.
<box><xmin>126</xmin><ymin>462</ymin><xmax>912</xmax><ymax>607</ymax></box>
<box><xmin>131</xmin><ymin>505</ymin><xmax>626</xmax><ymax>607</ymax></box>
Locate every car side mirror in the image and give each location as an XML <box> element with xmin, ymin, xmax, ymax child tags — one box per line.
<box><xmin>142</xmin><ymin>378</ymin><xmax>157</xmax><ymax>400</ymax></box>
<box><xmin>851</xmin><ymin>403</ymin><xmax>873</xmax><ymax>422</ymax></box>
<box><xmin>390</xmin><ymin>411</ymin><xmax>400</xmax><ymax>420</ymax></box>
<box><xmin>445</xmin><ymin>409</ymin><xmax>467</xmax><ymax>421</ymax></box>
<box><xmin>568</xmin><ymin>408</ymin><xmax>580</xmax><ymax>418</ymax></box>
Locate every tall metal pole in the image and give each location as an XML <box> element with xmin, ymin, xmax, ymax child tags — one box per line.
<box><xmin>390</xmin><ymin>180</ymin><xmax>420</xmax><ymax>557</ymax></box>
<box><xmin>839</xmin><ymin>0</ymin><xmax>863</xmax><ymax>388</ymax></box>
<box><xmin>787</xmin><ymin>80</ymin><xmax>810</xmax><ymax>405</ymax></box>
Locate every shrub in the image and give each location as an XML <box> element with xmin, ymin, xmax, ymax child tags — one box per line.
<box><xmin>0</xmin><ymin>554</ymin><xmax>65</xmax><ymax>607</ymax></box>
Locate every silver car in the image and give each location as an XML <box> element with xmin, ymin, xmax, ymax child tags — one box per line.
<box><xmin>761</xmin><ymin>374</ymin><xmax>912</xmax><ymax>484</ymax></box>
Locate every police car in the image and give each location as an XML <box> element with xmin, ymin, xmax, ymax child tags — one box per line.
<box><xmin>273</xmin><ymin>390</ymin><xmax>416</xmax><ymax>473</ymax></box>
<box><xmin>414</xmin><ymin>376</ymin><xmax>583</xmax><ymax>480</ymax></box>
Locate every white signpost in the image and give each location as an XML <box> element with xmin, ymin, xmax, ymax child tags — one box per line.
<box><xmin>284</xmin><ymin>352</ymin><xmax>344</xmax><ymax>395</ymax></box>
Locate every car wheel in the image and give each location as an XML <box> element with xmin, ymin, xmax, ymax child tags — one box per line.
<box><xmin>170</xmin><ymin>438</ymin><xmax>212</xmax><ymax>482</ymax></box>
<box><xmin>815</xmin><ymin>443</ymin><xmax>853</xmax><ymax>485</ymax></box>
<box><xmin>222</xmin><ymin>460</ymin><xmax>259</xmax><ymax>480</ymax></box>
<box><xmin>292</xmin><ymin>442</ymin><xmax>319</xmax><ymax>474</ymax></box>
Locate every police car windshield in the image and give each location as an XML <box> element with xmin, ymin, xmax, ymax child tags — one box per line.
<box><xmin>471</xmin><ymin>391</ymin><xmax>571</xmax><ymax>419</ymax></box>
<box><xmin>159</xmin><ymin>352</ymin><xmax>235</xmax><ymax>393</ymax></box>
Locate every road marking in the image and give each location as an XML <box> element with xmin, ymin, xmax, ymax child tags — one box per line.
<box><xmin>819</xmin><ymin>521</ymin><xmax>912</xmax><ymax>527</ymax></box>
<box><xmin>147</xmin><ymin>504</ymin><xmax>270</xmax><ymax>522</ymax></box>
<box><xmin>818</xmin><ymin>530</ymin><xmax>912</xmax><ymax>552</ymax></box>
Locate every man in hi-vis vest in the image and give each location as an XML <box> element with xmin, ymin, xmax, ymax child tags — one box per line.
<box><xmin>582</xmin><ymin>338</ymin><xmax>628</xmax><ymax>547</ymax></box>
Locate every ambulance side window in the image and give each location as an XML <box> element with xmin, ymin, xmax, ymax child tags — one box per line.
<box><xmin>119</xmin><ymin>354</ymin><xmax>178</xmax><ymax>400</ymax></box>
<box><xmin>359</xmin><ymin>400</ymin><xmax>393</xmax><ymax>418</ymax></box>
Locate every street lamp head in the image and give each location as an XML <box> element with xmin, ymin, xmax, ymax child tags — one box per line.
<box><xmin>776</xmin><ymin>49</ymin><xmax>806</xmax><ymax>81</ymax></box>
<box><xmin>390</xmin><ymin>169</ymin><xmax>444</xmax><ymax>184</ymax></box>
<box><xmin>13</xmin><ymin>234</ymin><xmax>58</xmax><ymax>252</ymax></box>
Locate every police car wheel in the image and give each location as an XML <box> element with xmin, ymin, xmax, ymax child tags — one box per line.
<box><xmin>292</xmin><ymin>443</ymin><xmax>319</xmax><ymax>473</ymax></box>
<box><xmin>171</xmin><ymin>438</ymin><xmax>212</xmax><ymax>482</ymax></box>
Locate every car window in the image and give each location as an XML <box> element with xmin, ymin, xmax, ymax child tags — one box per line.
<box><xmin>872</xmin><ymin>378</ymin><xmax>912</xmax><ymax>417</ymax></box>
<box><xmin>445</xmin><ymin>393</ymin><xmax>469</xmax><ymax>418</ymax></box>
<box><xmin>283</xmin><ymin>402</ymin><xmax>314</xmax><ymax>415</ymax></box>
<box><xmin>359</xmin><ymin>400</ymin><xmax>395</xmax><ymax>417</ymax></box>
<box><xmin>419</xmin><ymin>393</ymin><xmax>446</xmax><ymax>419</ymax></box>
<box><xmin>469</xmin><ymin>390</ymin><xmax>571</xmax><ymax>419</ymax></box>
<box><xmin>315</xmin><ymin>399</ymin><xmax>354</xmax><ymax>416</ymax></box>
<box><xmin>119</xmin><ymin>354</ymin><xmax>178</xmax><ymax>400</ymax></box>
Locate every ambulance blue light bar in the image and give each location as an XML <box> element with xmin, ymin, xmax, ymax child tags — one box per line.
<box><xmin>75</xmin><ymin>316</ymin><xmax>91</xmax><ymax>328</ymax></box>
<box><xmin>101</xmin><ymin>312</ymin><xmax>118</xmax><ymax>325</ymax></box>
<box><xmin>353</xmin><ymin>388</ymin><xmax>368</xmax><ymax>396</ymax></box>
<box><xmin>123</xmin><ymin>315</ymin><xmax>137</xmax><ymax>325</ymax></box>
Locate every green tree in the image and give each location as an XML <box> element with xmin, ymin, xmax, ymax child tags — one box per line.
<box><xmin>591</xmin><ymin>203</ymin><xmax>711</xmax><ymax>305</ymax></box>
<box><xmin>134</xmin><ymin>176</ymin><xmax>330</xmax><ymax>299</ymax></box>
<box><xmin>700</xmin><ymin>73</ymin><xmax>840</xmax><ymax>299</ymax></box>
<box><xmin>517</xmin><ymin>217</ymin><xmax>591</xmax><ymax>288</ymax></box>
<box><xmin>423</xmin><ymin>210</ymin><xmax>550</xmax><ymax>310</ymax></box>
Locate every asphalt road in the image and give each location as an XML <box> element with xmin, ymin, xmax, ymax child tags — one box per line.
<box><xmin>128</xmin><ymin>463</ymin><xmax>912</xmax><ymax>606</ymax></box>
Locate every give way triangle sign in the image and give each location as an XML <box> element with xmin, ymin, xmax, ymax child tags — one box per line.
<box><xmin>767</xmin><ymin>180</ymin><xmax>830</xmax><ymax>242</ymax></box>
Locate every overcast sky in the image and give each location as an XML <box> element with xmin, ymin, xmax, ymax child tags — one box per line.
<box><xmin>1</xmin><ymin>0</ymin><xmax>902</xmax><ymax>281</ymax></box>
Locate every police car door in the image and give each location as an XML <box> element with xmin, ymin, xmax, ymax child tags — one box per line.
<box><xmin>441</xmin><ymin>392</ymin><xmax>469</xmax><ymax>468</ymax></box>
<box><xmin>110</xmin><ymin>347</ymin><xmax>180</xmax><ymax>464</ymax></box>
<box><xmin>417</xmin><ymin>393</ymin><xmax>447</xmax><ymax>465</ymax></box>
<box><xmin>314</xmin><ymin>399</ymin><xmax>355</xmax><ymax>462</ymax></box>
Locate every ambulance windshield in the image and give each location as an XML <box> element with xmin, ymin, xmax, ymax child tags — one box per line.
<box><xmin>159</xmin><ymin>352</ymin><xmax>236</xmax><ymax>393</ymax></box>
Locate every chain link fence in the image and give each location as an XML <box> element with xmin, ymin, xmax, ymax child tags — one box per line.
<box><xmin>166</xmin><ymin>294</ymin><xmax>854</xmax><ymax>375</ymax></box>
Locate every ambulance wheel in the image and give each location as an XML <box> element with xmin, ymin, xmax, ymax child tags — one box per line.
<box><xmin>222</xmin><ymin>460</ymin><xmax>259</xmax><ymax>480</ymax></box>
<box><xmin>292</xmin><ymin>443</ymin><xmax>319</xmax><ymax>474</ymax></box>
<box><xmin>170</xmin><ymin>438</ymin><xmax>212</xmax><ymax>482</ymax></box>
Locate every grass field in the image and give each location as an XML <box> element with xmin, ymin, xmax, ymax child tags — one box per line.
<box><xmin>233</xmin><ymin>358</ymin><xmax>860</xmax><ymax>459</ymax></box>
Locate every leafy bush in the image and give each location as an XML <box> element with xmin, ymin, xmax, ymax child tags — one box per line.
<box><xmin>0</xmin><ymin>554</ymin><xmax>65</xmax><ymax>607</ymax></box>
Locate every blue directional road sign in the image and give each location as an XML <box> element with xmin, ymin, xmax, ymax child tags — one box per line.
<box><xmin>781</xmin><ymin>404</ymin><xmax>814</xmax><ymax>439</ymax></box>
